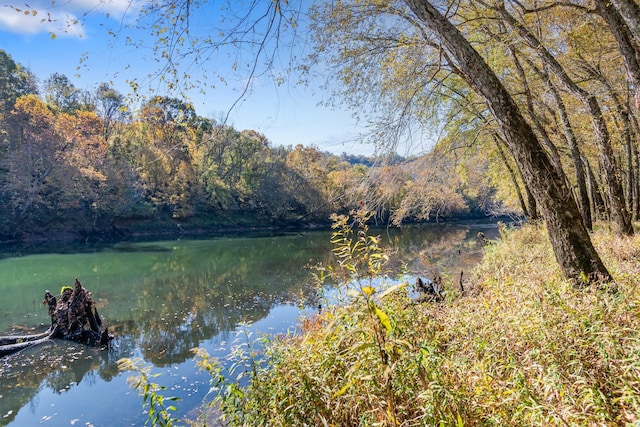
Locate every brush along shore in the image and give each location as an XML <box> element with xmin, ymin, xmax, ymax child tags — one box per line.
<box><xmin>129</xmin><ymin>221</ymin><xmax>640</xmax><ymax>426</ymax></box>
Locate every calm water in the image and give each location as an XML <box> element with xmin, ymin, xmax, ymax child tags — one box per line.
<box><xmin>0</xmin><ymin>222</ymin><xmax>500</xmax><ymax>426</ymax></box>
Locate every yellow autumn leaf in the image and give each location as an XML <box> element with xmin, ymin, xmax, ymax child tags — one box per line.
<box><xmin>362</xmin><ymin>286</ymin><xmax>376</xmax><ymax>296</ymax></box>
<box><xmin>374</xmin><ymin>306</ymin><xmax>391</xmax><ymax>332</ymax></box>
<box><xmin>332</xmin><ymin>379</ymin><xmax>356</xmax><ymax>398</ymax></box>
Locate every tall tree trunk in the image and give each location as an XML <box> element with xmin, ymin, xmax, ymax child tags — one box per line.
<box><xmin>551</xmin><ymin>86</ymin><xmax>593</xmax><ymax>230</ymax></box>
<box><xmin>583</xmin><ymin>63</ymin><xmax>637</xmax><ymax>218</ymax></box>
<box><xmin>495</xmin><ymin>3</ymin><xmax>634</xmax><ymax>237</ymax></box>
<box><xmin>591</xmin><ymin>1</ymin><xmax>640</xmax><ymax>213</ymax></box>
<box><xmin>596</xmin><ymin>0</ymin><xmax>640</xmax><ymax>109</ymax></box>
<box><xmin>404</xmin><ymin>0</ymin><xmax>611</xmax><ymax>283</ymax></box>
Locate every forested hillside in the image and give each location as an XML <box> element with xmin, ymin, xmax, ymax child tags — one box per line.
<box><xmin>0</xmin><ymin>50</ymin><xmax>501</xmax><ymax>243</ymax></box>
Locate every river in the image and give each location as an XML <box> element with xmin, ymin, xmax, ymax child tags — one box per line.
<box><xmin>0</xmin><ymin>221</ymin><xmax>500</xmax><ymax>426</ymax></box>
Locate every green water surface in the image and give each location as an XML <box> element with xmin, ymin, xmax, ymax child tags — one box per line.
<box><xmin>0</xmin><ymin>223</ymin><xmax>498</xmax><ymax>426</ymax></box>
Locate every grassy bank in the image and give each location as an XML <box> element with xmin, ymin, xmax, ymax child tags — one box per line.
<box><xmin>125</xmin><ymin>220</ymin><xmax>640</xmax><ymax>426</ymax></box>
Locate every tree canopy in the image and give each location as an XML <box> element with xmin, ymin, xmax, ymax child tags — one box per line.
<box><xmin>3</xmin><ymin>0</ymin><xmax>640</xmax><ymax>283</ymax></box>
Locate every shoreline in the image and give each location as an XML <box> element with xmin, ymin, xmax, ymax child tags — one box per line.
<box><xmin>0</xmin><ymin>214</ymin><xmax>511</xmax><ymax>248</ymax></box>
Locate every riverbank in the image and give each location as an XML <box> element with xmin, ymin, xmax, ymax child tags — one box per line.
<box><xmin>0</xmin><ymin>212</ymin><xmax>508</xmax><ymax>248</ymax></box>
<box><xmin>192</xmin><ymin>222</ymin><xmax>640</xmax><ymax>426</ymax></box>
<box><xmin>0</xmin><ymin>213</ymin><xmax>331</xmax><ymax>247</ymax></box>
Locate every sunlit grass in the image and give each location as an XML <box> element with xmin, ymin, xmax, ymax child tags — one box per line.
<box><xmin>146</xmin><ymin>221</ymin><xmax>640</xmax><ymax>426</ymax></box>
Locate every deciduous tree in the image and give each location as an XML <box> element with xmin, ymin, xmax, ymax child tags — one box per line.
<box><xmin>1</xmin><ymin>94</ymin><xmax>70</xmax><ymax>229</ymax></box>
<box><xmin>43</xmin><ymin>73</ymin><xmax>82</xmax><ymax>114</ymax></box>
<box><xmin>0</xmin><ymin>50</ymin><xmax>38</xmax><ymax>119</ymax></box>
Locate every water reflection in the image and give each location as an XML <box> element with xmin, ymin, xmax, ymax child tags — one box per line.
<box><xmin>389</xmin><ymin>222</ymin><xmax>496</xmax><ymax>280</ymax></box>
<box><xmin>0</xmin><ymin>222</ymin><xmax>501</xmax><ymax>426</ymax></box>
<box><xmin>0</xmin><ymin>340</ymin><xmax>125</xmax><ymax>425</ymax></box>
<box><xmin>0</xmin><ymin>232</ymin><xmax>335</xmax><ymax>426</ymax></box>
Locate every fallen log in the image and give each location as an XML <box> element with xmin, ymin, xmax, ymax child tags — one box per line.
<box><xmin>0</xmin><ymin>329</ymin><xmax>52</xmax><ymax>346</ymax></box>
<box><xmin>0</xmin><ymin>332</ymin><xmax>53</xmax><ymax>357</ymax></box>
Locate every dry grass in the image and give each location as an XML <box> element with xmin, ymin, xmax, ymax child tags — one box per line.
<box><xmin>431</xmin><ymin>224</ymin><xmax>640</xmax><ymax>425</ymax></box>
<box><xmin>204</xmin><ymin>223</ymin><xmax>640</xmax><ymax>426</ymax></box>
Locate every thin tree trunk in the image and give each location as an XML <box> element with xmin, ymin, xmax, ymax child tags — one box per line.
<box><xmin>552</xmin><ymin>86</ymin><xmax>593</xmax><ymax>230</ymax></box>
<box><xmin>493</xmin><ymin>136</ymin><xmax>529</xmax><ymax>218</ymax></box>
<box><xmin>509</xmin><ymin>47</ymin><xmax>567</xmax><ymax>181</ymax></box>
<box><xmin>623</xmin><ymin>110</ymin><xmax>634</xmax><ymax>212</ymax></box>
<box><xmin>584</xmin><ymin>155</ymin><xmax>608</xmax><ymax>222</ymax></box>
<box><xmin>634</xmin><ymin>143</ymin><xmax>640</xmax><ymax>220</ymax></box>
<box><xmin>404</xmin><ymin>0</ymin><xmax>611</xmax><ymax>283</ymax></box>
<box><xmin>627</xmin><ymin>101</ymin><xmax>640</xmax><ymax>220</ymax></box>
<box><xmin>584</xmin><ymin>64</ymin><xmax>636</xmax><ymax>217</ymax></box>
<box><xmin>495</xmin><ymin>3</ymin><xmax>634</xmax><ymax>237</ymax></box>
<box><xmin>523</xmin><ymin>57</ymin><xmax>592</xmax><ymax>230</ymax></box>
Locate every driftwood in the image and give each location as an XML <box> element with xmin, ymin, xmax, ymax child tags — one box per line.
<box><xmin>0</xmin><ymin>330</ymin><xmax>54</xmax><ymax>357</ymax></box>
<box><xmin>0</xmin><ymin>330</ymin><xmax>52</xmax><ymax>346</ymax></box>
<box><xmin>0</xmin><ymin>278</ymin><xmax>112</xmax><ymax>357</ymax></box>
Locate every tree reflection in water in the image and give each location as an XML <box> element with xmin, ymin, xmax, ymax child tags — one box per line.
<box><xmin>0</xmin><ymin>340</ymin><xmax>128</xmax><ymax>425</ymax></box>
<box><xmin>0</xmin><ymin>223</ymin><xmax>501</xmax><ymax>426</ymax></box>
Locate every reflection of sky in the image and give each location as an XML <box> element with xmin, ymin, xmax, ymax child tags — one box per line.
<box><xmin>12</xmin><ymin>372</ymin><xmax>142</xmax><ymax>426</ymax></box>
<box><xmin>4</xmin><ymin>303</ymin><xmax>304</xmax><ymax>427</ymax></box>
<box><xmin>0</xmin><ymin>221</ymin><xmax>502</xmax><ymax>426</ymax></box>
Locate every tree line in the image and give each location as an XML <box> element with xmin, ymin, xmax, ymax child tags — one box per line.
<box><xmin>0</xmin><ymin>49</ymin><xmax>501</xmax><ymax>243</ymax></box>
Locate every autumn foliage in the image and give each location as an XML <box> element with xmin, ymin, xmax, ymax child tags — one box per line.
<box><xmin>0</xmin><ymin>50</ymin><xmax>500</xmax><ymax>242</ymax></box>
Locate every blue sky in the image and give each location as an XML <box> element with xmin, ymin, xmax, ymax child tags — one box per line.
<box><xmin>0</xmin><ymin>0</ymin><xmax>375</xmax><ymax>155</ymax></box>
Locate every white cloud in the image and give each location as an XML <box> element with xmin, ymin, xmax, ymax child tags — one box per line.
<box><xmin>0</xmin><ymin>0</ymin><xmax>137</xmax><ymax>36</ymax></box>
<box><xmin>0</xmin><ymin>6</ymin><xmax>83</xmax><ymax>36</ymax></box>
